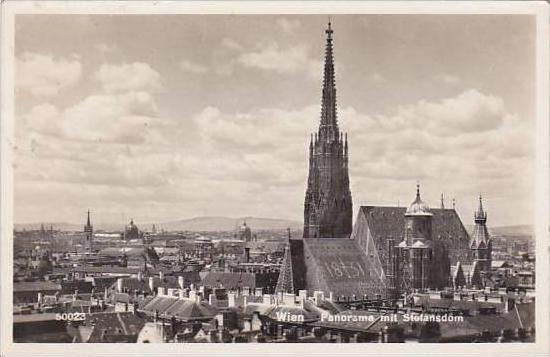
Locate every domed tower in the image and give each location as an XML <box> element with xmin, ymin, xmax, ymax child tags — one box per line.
<box><xmin>394</xmin><ymin>184</ymin><xmax>434</xmax><ymax>292</ymax></box>
<box><xmin>238</xmin><ymin>221</ymin><xmax>252</xmax><ymax>242</ymax></box>
<box><xmin>124</xmin><ymin>219</ymin><xmax>140</xmax><ymax>241</ymax></box>
<box><xmin>471</xmin><ymin>195</ymin><xmax>492</xmax><ymax>274</ymax></box>
<box><xmin>404</xmin><ymin>184</ymin><xmax>433</xmax><ymax>245</ymax></box>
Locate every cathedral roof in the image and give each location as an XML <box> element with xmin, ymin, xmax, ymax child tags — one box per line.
<box><xmin>353</xmin><ymin>205</ymin><xmax>473</xmax><ymax>268</ymax></box>
<box><xmin>289</xmin><ymin>238</ymin><xmax>387</xmax><ymax>298</ymax></box>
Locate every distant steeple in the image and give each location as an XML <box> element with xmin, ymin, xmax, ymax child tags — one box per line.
<box><xmin>440</xmin><ymin>193</ymin><xmax>445</xmax><ymax>209</ymax></box>
<box><xmin>86</xmin><ymin>209</ymin><xmax>91</xmax><ymax>227</ymax></box>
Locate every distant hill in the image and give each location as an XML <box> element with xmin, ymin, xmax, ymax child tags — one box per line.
<box><xmin>15</xmin><ymin>216</ymin><xmax>302</xmax><ymax>233</ymax></box>
<box><xmin>157</xmin><ymin>216</ymin><xmax>302</xmax><ymax>232</ymax></box>
<box><xmin>489</xmin><ymin>224</ymin><xmax>534</xmax><ymax>237</ymax></box>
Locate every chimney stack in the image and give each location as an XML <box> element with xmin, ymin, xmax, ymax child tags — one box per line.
<box><xmin>117</xmin><ymin>278</ymin><xmax>124</xmax><ymax>293</ymax></box>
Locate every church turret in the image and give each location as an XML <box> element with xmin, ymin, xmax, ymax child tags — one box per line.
<box><xmin>303</xmin><ymin>21</ymin><xmax>352</xmax><ymax>238</ymax></box>
<box><xmin>471</xmin><ymin>195</ymin><xmax>492</xmax><ymax>275</ymax></box>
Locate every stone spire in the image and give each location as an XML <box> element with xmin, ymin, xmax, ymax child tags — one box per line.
<box><xmin>470</xmin><ymin>195</ymin><xmax>492</xmax><ymax>275</ymax></box>
<box><xmin>275</xmin><ymin>229</ymin><xmax>295</xmax><ymax>294</ymax></box>
<box><xmin>471</xmin><ymin>195</ymin><xmax>490</xmax><ymax>247</ymax></box>
<box><xmin>319</xmin><ymin>21</ymin><xmax>338</xmax><ymax>143</ymax></box>
<box><xmin>303</xmin><ymin>21</ymin><xmax>352</xmax><ymax>238</ymax></box>
<box><xmin>83</xmin><ymin>209</ymin><xmax>93</xmax><ymax>252</ymax></box>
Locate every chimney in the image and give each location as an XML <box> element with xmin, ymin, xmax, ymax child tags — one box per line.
<box><xmin>178</xmin><ymin>289</ymin><xmax>185</xmax><ymax>300</ymax></box>
<box><xmin>137</xmin><ymin>270</ymin><xmax>143</xmax><ymax>281</ymax></box>
<box><xmin>178</xmin><ymin>276</ymin><xmax>185</xmax><ymax>289</ymax></box>
<box><xmin>209</xmin><ymin>293</ymin><xmax>216</xmax><ymax>307</ymax></box>
<box><xmin>149</xmin><ymin>277</ymin><xmax>155</xmax><ymax>293</ymax></box>
<box><xmin>159</xmin><ymin>271</ymin><xmax>164</xmax><ymax>281</ymax></box>
<box><xmin>37</xmin><ymin>292</ymin><xmax>43</xmax><ymax>305</ymax></box>
<box><xmin>117</xmin><ymin>278</ymin><xmax>124</xmax><ymax>293</ymax></box>
<box><xmin>244</xmin><ymin>247</ymin><xmax>250</xmax><ymax>263</ymax></box>
<box><xmin>228</xmin><ymin>293</ymin><xmax>236</xmax><ymax>307</ymax></box>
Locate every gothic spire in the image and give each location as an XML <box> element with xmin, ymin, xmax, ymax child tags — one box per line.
<box><xmin>319</xmin><ymin>21</ymin><xmax>338</xmax><ymax>142</ymax></box>
<box><xmin>475</xmin><ymin>194</ymin><xmax>487</xmax><ymax>223</ymax></box>
<box><xmin>275</xmin><ymin>231</ymin><xmax>295</xmax><ymax>294</ymax></box>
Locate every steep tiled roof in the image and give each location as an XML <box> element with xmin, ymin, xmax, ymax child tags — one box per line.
<box><xmin>139</xmin><ymin>295</ymin><xmax>217</xmax><ymax>321</ymax></box>
<box><xmin>13</xmin><ymin>281</ymin><xmax>61</xmax><ymax>292</ymax></box>
<box><xmin>515</xmin><ymin>302</ymin><xmax>535</xmax><ymax>329</ymax></box>
<box><xmin>201</xmin><ymin>272</ymin><xmax>256</xmax><ymax>290</ymax></box>
<box><xmin>352</xmin><ymin>206</ymin><xmax>472</xmax><ymax>279</ymax></box>
<box><xmin>291</xmin><ymin>238</ymin><xmax>386</xmax><ymax>298</ymax></box>
<box><xmin>82</xmin><ymin>312</ymin><xmax>146</xmax><ymax>343</ymax></box>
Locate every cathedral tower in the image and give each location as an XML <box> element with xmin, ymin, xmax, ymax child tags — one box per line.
<box><xmin>303</xmin><ymin>22</ymin><xmax>352</xmax><ymax>238</ymax></box>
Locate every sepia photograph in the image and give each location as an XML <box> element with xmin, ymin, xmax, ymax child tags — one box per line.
<box><xmin>1</xmin><ymin>1</ymin><xmax>548</xmax><ymax>356</ymax></box>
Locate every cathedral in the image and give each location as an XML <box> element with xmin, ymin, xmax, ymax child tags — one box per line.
<box><xmin>303</xmin><ymin>22</ymin><xmax>352</xmax><ymax>239</ymax></box>
<box><xmin>276</xmin><ymin>22</ymin><xmax>491</xmax><ymax>300</ymax></box>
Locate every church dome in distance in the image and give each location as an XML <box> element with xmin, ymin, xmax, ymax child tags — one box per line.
<box><xmin>406</xmin><ymin>184</ymin><xmax>432</xmax><ymax>216</ymax></box>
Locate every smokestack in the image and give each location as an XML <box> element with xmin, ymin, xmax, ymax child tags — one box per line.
<box><xmin>244</xmin><ymin>247</ymin><xmax>250</xmax><ymax>263</ymax></box>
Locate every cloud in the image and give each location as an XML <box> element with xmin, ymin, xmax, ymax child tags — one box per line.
<box><xmin>94</xmin><ymin>62</ymin><xmax>161</xmax><ymax>94</ymax></box>
<box><xmin>95</xmin><ymin>43</ymin><xmax>116</xmax><ymax>54</ymax></box>
<box><xmin>434</xmin><ymin>73</ymin><xmax>462</xmax><ymax>86</ymax></box>
<box><xmin>238</xmin><ymin>43</ymin><xmax>323</xmax><ymax>80</ymax></box>
<box><xmin>16</xmin><ymin>85</ymin><xmax>532</xmax><ymax>225</ymax></box>
<box><xmin>179</xmin><ymin>59</ymin><xmax>208</xmax><ymax>74</ymax></box>
<box><xmin>221</xmin><ymin>38</ymin><xmax>243</xmax><ymax>50</ymax></box>
<box><xmin>16</xmin><ymin>52</ymin><xmax>82</xmax><ymax>97</ymax></box>
<box><xmin>277</xmin><ymin>18</ymin><xmax>301</xmax><ymax>33</ymax></box>
<box><xmin>372</xmin><ymin>72</ymin><xmax>386</xmax><ymax>83</ymax></box>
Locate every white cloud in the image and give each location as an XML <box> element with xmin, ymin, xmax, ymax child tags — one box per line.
<box><xmin>95</xmin><ymin>43</ymin><xmax>116</xmax><ymax>54</ymax></box>
<box><xmin>179</xmin><ymin>59</ymin><xmax>208</xmax><ymax>74</ymax></box>
<box><xmin>372</xmin><ymin>72</ymin><xmax>386</xmax><ymax>83</ymax></box>
<box><xmin>238</xmin><ymin>43</ymin><xmax>323</xmax><ymax>80</ymax></box>
<box><xmin>434</xmin><ymin>73</ymin><xmax>462</xmax><ymax>86</ymax></box>
<box><xmin>16</xmin><ymin>52</ymin><xmax>82</xmax><ymax>97</ymax></box>
<box><xmin>221</xmin><ymin>38</ymin><xmax>242</xmax><ymax>50</ymax></box>
<box><xmin>16</xmin><ymin>85</ymin><xmax>532</xmax><ymax>225</ymax></box>
<box><xmin>277</xmin><ymin>18</ymin><xmax>301</xmax><ymax>33</ymax></box>
<box><xmin>94</xmin><ymin>62</ymin><xmax>161</xmax><ymax>94</ymax></box>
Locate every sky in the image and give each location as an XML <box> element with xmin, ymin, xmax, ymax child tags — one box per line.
<box><xmin>13</xmin><ymin>14</ymin><xmax>536</xmax><ymax>227</ymax></box>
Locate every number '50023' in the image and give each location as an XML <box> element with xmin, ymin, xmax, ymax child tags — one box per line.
<box><xmin>55</xmin><ymin>313</ymin><xmax>86</xmax><ymax>321</ymax></box>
